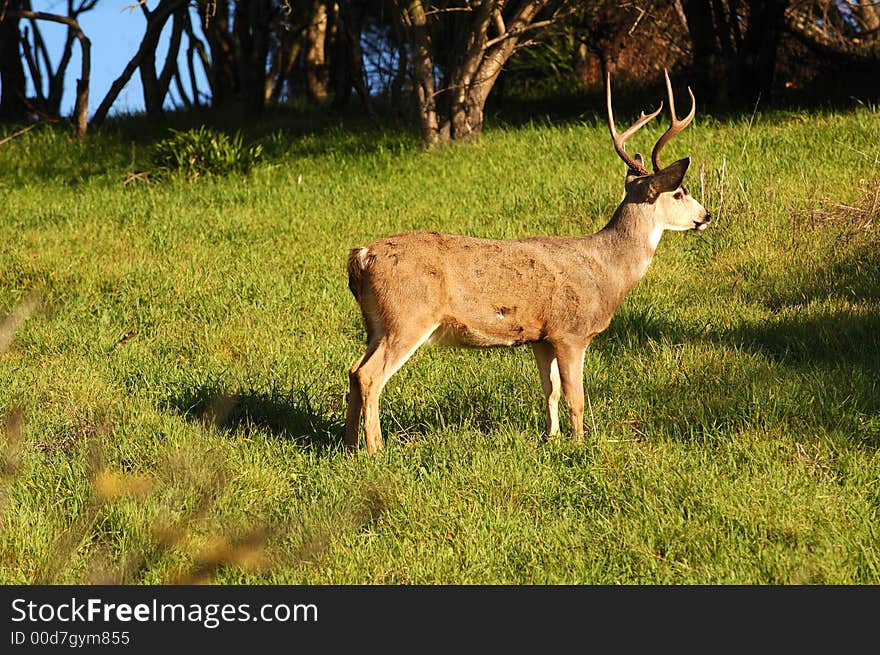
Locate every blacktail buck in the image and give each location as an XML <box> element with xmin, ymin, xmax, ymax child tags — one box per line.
<box><xmin>345</xmin><ymin>70</ymin><xmax>711</xmax><ymax>454</ymax></box>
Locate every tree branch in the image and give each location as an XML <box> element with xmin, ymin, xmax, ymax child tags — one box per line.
<box><xmin>90</xmin><ymin>0</ymin><xmax>184</xmax><ymax>127</ymax></box>
<box><xmin>484</xmin><ymin>16</ymin><xmax>556</xmax><ymax>49</ymax></box>
<box><xmin>5</xmin><ymin>10</ymin><xmax>90</xmax><ymax>138</ymax></box>
<box><xmin>0</xmin><ymin>123</ymin><xmax>37</xmax><ymax>147</ymax></box>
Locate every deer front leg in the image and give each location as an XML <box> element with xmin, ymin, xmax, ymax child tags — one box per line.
<box><xmin>554</xmin><ymin>341</ymin><xmax>587</xmax><ymax>441</ymax></box>
<box><xmin>531</xmin><ymin>341</ymin><xmax>561</xmax><ymax>437</ymax></box>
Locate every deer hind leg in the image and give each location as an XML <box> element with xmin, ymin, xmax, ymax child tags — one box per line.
<box><xmin>345</xmin><ymin>343</ymin><xmax>376</xmax><ymax>452</ymax></box>
<box><xmin>531</xmin><ymin>341</ymin><xmax>561</xmax><ymax>438</ymax></box>
<box><xmin>345</xmin><ymin>312</ymin><xmax>384</xmax><ymax>452</ymax></box>
<box><xmin>554</xmin><ymin>342</ymin><xmax>587</xmax><ymax>441</ymax></box>
<box><xmin>345</xmin><ymin>365</ymin><xmax>363</xmax><ymax>451</ymax></box>
<box><xmin>351</xmin><ymin>325</ymin><xmax>438</xmax><ymax>455</ymax></box>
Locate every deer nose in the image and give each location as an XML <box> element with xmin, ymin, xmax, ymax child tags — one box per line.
<box><xmin>694</xmin><ymin>211</ymin><xmax>711</xmax><ymax>230</ymax></box>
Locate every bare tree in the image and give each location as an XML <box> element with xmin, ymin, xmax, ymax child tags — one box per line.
<box><xmin>392</xmin><ymin>0</ymin><xmax>565</xmax><ymax>145</ymax></box>
<box><xmin>673</xmin><ymin>0</ymin><xmax>879</xmax><ymax>106</ymax></box>
<box><xmin>90</xmin><ymin>0</ymin><xmax>188</xmax><ymax>127</ymax></box>
<box><xmin>3</xmin><ymin>5</ymin><xmax>91</xmax><ymax>137</ymax></box>
<box><xmin>197</xmin><ymin>0</ymin><xmax>238</xmax><ymax>107</ymax></box>
<box><xmin>266</xmin><ymin>16</ymin><xmax>303</xmax><ymax>103</ymax></box>
<box><xmin>18</xmin><ymin>0</ymin><xmax>97</xmax><ymax>118</ymax></box>
<box><xmin>176</xmin><ymin>8</ymin><xmax>212</xmax><ymax>108</ymax></box>
<box><xmin>785</xmin><ymin>0</ymin><xmax>880</xmax><ymax>70</ymax></box>
<box><xmin>140</xmin><ymin>1</ymin><xmax>189</xmax><ymax>116</ymax></box>
<box><xmin>331</xmin><ymin>0</ymin><xmax>372</xmax><ymax>110</ymax></box>
<box><xmin>196</xmin><ymin>0</ymin><xmax>275</xmax><ymax>113</ymax></box>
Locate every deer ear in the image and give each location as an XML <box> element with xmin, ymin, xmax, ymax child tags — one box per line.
<box><xmin>648</xmin><ymin>157</ymin><xmax>690</xmax><ymax>198</ymax></box>
<box><xmin>625</xmin><ymin>153</ymin><xmax>647</xmax><ymax>184</ymax></box>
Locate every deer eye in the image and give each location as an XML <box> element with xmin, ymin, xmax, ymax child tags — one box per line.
<box><xmin>673</xmin><ymin>191</ymin><xmax>684</xmax><ymax>200</ymax></box>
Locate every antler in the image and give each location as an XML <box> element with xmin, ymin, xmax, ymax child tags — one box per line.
<box><xmin>651</xmin><ymin>69</ymin><xmax>696</xmax><ymax>172</ymax></box>
<box><xmin>606</xmin><ymin>72</ymin><xmax>662</xmax><ymax>177</ymax></box>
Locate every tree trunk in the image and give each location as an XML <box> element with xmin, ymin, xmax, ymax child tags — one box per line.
<box><xmin>445</xmin><ymin>0</ymin><xmax>494</xmax><ymax>142</ymax></box>
<box><xmin>38</xmin><ymin>0</ymin><xmax>99</xmax><ymax>119</ymax></box>
<box><xmin>736</xmin><ymin>0</ymin><xmax>788</xmax><ymax>103</ymax></box>
<box><xmin>680</xmin><ymin>0</ymin><xmax>791</xmax><ymax>108</ymax></box>
<box><xmin>305</xmin><ymin>0</ymin><xmax>329</xmax><ymax>103</ymax></box>
<box><xmin>390</xmin><ymin>40</ymin><xmax>407</xmax><ymax>115</ymax></box>
<box><xmin>332</xmin><ymin>0</ymin><xmax>371</xmax><ymax>112</ymax></box>
<box><xmin>858</xmin><ymin>0</ymin><xmax>880</xmax><ymax>31</ymax></box>
<box><xmin>448</xmin><ymin>0</ymin><xmax>547</xmax><ymax>142</ymax></box>
<box><xmin>181</xmin><ymin>9</ymin><xmax>211</xmax><ymax>108</ymax></box>
<box><xmin>0</xmin><ymin>7</ymin><xmax>28</xmax><ymax>122</ymax></box>
<box><xmin>389</xmin><ymin>14</ymin><xmax>409</xmax><ymax>119</ymax></box>
<box><xmin>234</xmin><ymin>0</ymin><xmax>271</xmax><ymax>114</ymax></box>
<box><xmin>198</xmin><ymin>1</ymin><xmax>237</xmax><ymax>107</ymax></box>
<box><xmin>331</xmin><ymin>0</ymin><xmax>350</xmax><ymax>107</ymax></box>
<box><xmin>268</xmin><ymin>29</ymin><xmax>302</xmax><ymax>103</ymax></box>
<box><xmin>680</xmin><ymin>0</ymin><xmax>727</xmax><ymax>107</ymax></box>
<box><xmin>72</xmin><ymin>37</ymin><xmax>88</xmax><ymax>138</ymax></box>
<box><xmin>46</xmin><ymin>29</ymin><xmax>76</xmax><ymax>115</ymax></box>
<box><xmin>139</xmin><ymin>6</ymin><xmax>178</xmax><ymax>117</ymax></box>
<box><xmin>784</xmin><ymin>1</ymin><xmax>880</xmax><ymax>71</ymax></box>
<box><xmin>397</xmin><ymin>0</ymin><xmax>552</xmax><ymax>146</ymax></box>
<box><xmin>449</xmin><ymin>96</ymin><xmax>485</xmax><ymax>143</ymax></box>
<box><xmin>19</xmin><ymin>17</ymin><xmax>46</xmax><ymax>111</ymax></box>
<box><xmin>401</xmin><ymin>0</ymin><xmax>443</xmax><ymax>146</ymax></box>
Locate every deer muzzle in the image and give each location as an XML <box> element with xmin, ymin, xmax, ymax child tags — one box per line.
<box><xmin>694</xmin><ymin>211</ymin><xmax>711</xmax><ymax>230</ymax></box>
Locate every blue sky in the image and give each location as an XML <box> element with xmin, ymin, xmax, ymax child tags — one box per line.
<box><xmin>27</xmin><ymin>1</ymin><xmax>199</xmax><ymax>117</ymax></box>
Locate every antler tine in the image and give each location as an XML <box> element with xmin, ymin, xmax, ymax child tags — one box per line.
<box><xmin>606</xmin><ymin>72</ymin><xmax>662</xmax><ymax>177</ymax></box>
<box><xmin>651</xmin><ymin>69</ymin><xmax>696</xmax><ymax>172</ymax></box>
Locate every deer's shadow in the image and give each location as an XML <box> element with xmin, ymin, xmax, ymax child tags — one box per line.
<box><xmin>167</xmin><ymin>383</ymin><xmax>344</xmax><ymax>452</ymax></box>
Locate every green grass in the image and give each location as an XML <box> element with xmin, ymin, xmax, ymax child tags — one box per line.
<box><xmin>0</xmin><ymin>103</ymin><xmax>878</xmax><ymax>584</ymax></box>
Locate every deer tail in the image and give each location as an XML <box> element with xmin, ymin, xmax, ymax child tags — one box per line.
<box><xmin>347</xmin><ymin>246</ymin><xmax>369</xmax><ymax>302</ymax></box>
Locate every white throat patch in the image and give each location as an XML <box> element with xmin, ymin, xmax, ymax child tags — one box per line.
<box><xmin>648</xmin><ymin>224</ymin><xmax>664</xmax><ymax>250</ymax></box>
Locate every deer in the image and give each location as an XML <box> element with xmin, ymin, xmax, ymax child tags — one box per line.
<box><xmin>344</xmin><ymin>70</ymin><xmax>710</xmax><ymax>455</ymax></box>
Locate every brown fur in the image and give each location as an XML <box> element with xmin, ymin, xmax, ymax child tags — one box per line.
<box><xmin>344</xmin><ymin>170</ymin><xmax>710</xmax><ymax>454</ymax></box>
<box><xmin>344</xmin><ymin>78</ymin><xmax>711</xmax><ymax>455</ymax></box>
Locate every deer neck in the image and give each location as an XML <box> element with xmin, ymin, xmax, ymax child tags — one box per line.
<box><xmin>594</xmin><ymin>201</ymin><xmax>663</xmax><ymax>296</ymax></box>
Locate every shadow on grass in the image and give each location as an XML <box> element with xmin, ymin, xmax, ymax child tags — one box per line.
<box><xmin>607</xmin><ymin>298</ymin><xmax>880</xmax><ymax>373</ymax></box>
<box><xmin>11</xmin><ymin>72</ymin><xmax>876</xmax><ymax>188</ymax></box>
<box><xmin>767</xmin><ymin>243</ymin><xmax>880</xmax><ymax>308</ymax></box>
<box><xmin>731</xmin><ymin>308</ymin><xmax>880</xmax><ymax>371</ymax></box>
<box><xmin>91</xmin><ymin>66</ymin><xmax>880</xmax><ymax>160</ymax></box>
<box><xmin>487</xmin><ymin>67</ymin><xmax>880</xmax><ymax>130</ymax></box>
<box><xmin>602</xmin><ymin>303</ymin><xmax>692</xmax><ymax>346</ymax></box>
<box><xmin>381</xmin><ymin>378</ymin><xmax>539</xmax><ymax>447</ymax></box>
<box><xmin>98</xmin><ymin>101</ymin><xmax>421</xmax><ymax>161</ymax></box>
<box><xmin>167</xmin><ymin>383</ymin><xmax>344</xmax><ymax>452</ymax></box>
<box><xmin>590</xmin><ymin>241</ymin><xmax>880</xmax><ymax>449</ymax></box>
<box><xmin>735</xmin><ymin>228</ymin><xmax>880</xmax><ymax>371</ymax></box>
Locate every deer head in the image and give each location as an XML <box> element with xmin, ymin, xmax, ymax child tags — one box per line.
<box><xmin>606</xmin><ymin>69</ymin><xmax>711</xmax><ymax>236</ymax></box>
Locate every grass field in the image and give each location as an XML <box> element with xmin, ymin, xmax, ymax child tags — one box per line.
<box><xmin>1</xmin><ymin>100</ymin><xmax>878</xmax><ymax>584</ymax></box>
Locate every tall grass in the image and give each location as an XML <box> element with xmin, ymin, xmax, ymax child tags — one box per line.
<box><xmin>0</xmin><ymin>104</ymin><xmax>878</xmax><ymax>583</ymax></box>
